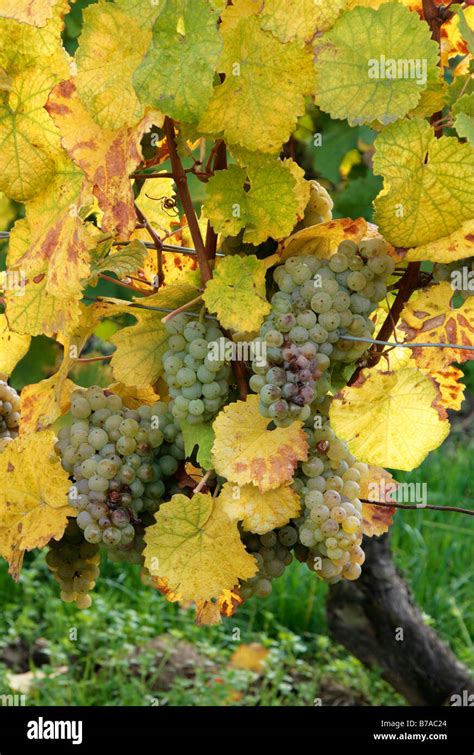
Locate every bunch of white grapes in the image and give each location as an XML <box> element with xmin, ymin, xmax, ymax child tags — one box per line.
<box><xmin>239</xmin><ymin>525</ymin><xmax>298</xmax><ymax>599</ymax></box>
<box><xmin>46</xmin><ymin>518</ymin><xmax>100</xmax><ymax>608</ymax></box>
<box><xmin>433</xmin><ymin>258</ymin><xmax>473</xmax><ymax>299</ymax></box>
<box><xmin>0</xmin><ymin>380</ymin><xmax>20</xmax><ymax>451</ymax></box>
<box><xmin>250</xmin><ymin>238</ymin><xmax>395</xmax><ymax>425</ymax></box>
<box><xmin>294</xmin><ymin>420</ymin><xmax>368</xmax><ymax>584</ymax></box>
<box><xmin>56</xmin><ymin>387</ymin><xmax>184</xmax><ymax>551</ymax></box>
<box><xmin>162</xmin><ymin>314</ymin><xmax>232</xmax><ymax>424</ymax></box>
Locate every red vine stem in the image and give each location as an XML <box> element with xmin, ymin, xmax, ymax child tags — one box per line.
<box><xmin>134</xmin><ymin>204</ymin><xmax>164</xmax><ymax>288</ymax></box>
<box><xmin>164</xmin><ymin>117</ymin><xmax>213</xmax><ymax>284</ymax></box>
<box><xmin>361</xmin><ymin>499</ymin><xmax>474</xmax><ymax>517</ymax></box>
<box><xmin>162</xmin><ymin>294</ymin><xmax>203</xmax><ymax>322</ymax></box>
<box><xmin>98</xmin><ymin>272</ymin><xmax>149</xmax><ymax>295</ymax></box>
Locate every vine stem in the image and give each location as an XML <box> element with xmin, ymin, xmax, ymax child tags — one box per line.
<box><xmin>76</xmin><ymin>355</ymin><xmax>112</xmax><ymax>363</ymax></box>
<box><xmin>193</xmin><ymin>470</ymin><xmax>213</xmax><ymax>493</ymax></box>
<box><xmin>98</xmin><ymin>272</ymin><xmax>149</xmax><ymax>295</ymax></box>
<box><xmin>361</xmin><ymin>499</ymin><xmax>474</xmax><ymax>517</ymax></box>
<box><xmin>162</xmin><ymin>294</ymin><xmax>203</xmax><ymax>323</ymax></box>
<box><xmin>134</xmin><ymin>204</ymin><xmax>164</xmax><ymax>288</ymax></box>
<box><xmin>164</xmin><ymin>117</ymin><xmax>212</xmax><ymax>284</ymax></box>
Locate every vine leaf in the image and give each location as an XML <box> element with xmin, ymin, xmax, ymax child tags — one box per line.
<box><xmin>6</xmin><ymin>158</ymin><xmax>95</xmax><ymax>301</ymax></box>
<box><xmin>75</xmin><ymin>0</ymin><xmax>151</xmax><ymax>130</ymax></box>
<box><xmin>143</xmin><ymin>492</ymin><xmax>257</xmax><ymax>601</ymax></box>
<box><xmin>404</xmin><ymin>219</ymin><xmax>474</xmax><ymax>263</ymax></box>
<box><xmin>202</xmin><ymin>255</ymin><xmax>271</xmax><ymax>332</ymax></box>
<box><xmin>106</xmin><ymin>382</ymin><xmax>161</xmax><ymax>410</ymax></box>
<box><xmin>230</xmin><ymin>643</ymin><xmax>269</xmax><ymax>672</ymax></box>
<box><xmin>400</xmin><ymin>282</ymin><xmax>474</xmax><ymax>369</ymax></box>
<box><xmin>110</xmin><ymin>278</ymin><xmax>201</xmax><ymax>386</ymax></box>
<box><xmin>359</xmin><ymin>466</ymin><xmax>398</xmax><ymax>537</ymax></box>
<box><xmin>277</xmin><ymin>217</ymin><xmax>368</xmax><ymax>262</ymax></box>
<box><xmin>0</xmin><ymin>313</ymin><xmax>31</xmax><ymax>377</ymax></box>
<box><xmin>429</xmin><ymin>366</ymin><xmax>466</xmax><ymax>411</ymax></box>
<box><xmin>329</xmin><ymin>367</ymin><xmax>450</xmax><ymax>471</ymax></box>
<box><xmin>0</xmin><ymin>0</ymin><xmax>55</xmax><ymax>27</ymax></box>
<box><xmin>20</xmin><ymin>373</ymin><xmax>75</xmax><ymax>436</ymax></box>
<box><xmin>0</xmin><ymin>64</ymin><xmax>67</xmax><ymax>202</ymax></box>
<box><xmin>374</xmin><ymin>119</ymin><xmax>474</xmax><ymax>247</ymax></box>
<box><xmin>46</xmin><ymin>80</ymin><xmax>158</xmax><ymax>240</ymax></box>
<box><xmin>198</xmin><ymin>1</ymin><xmax>314</xmax><ymax>153</ymax></box>
<box><xmin>204</xmin><ymin>156</ymin><xmax>308</xmax><ymax>244</ymax></box>
<box><xmin>261</xmin><ymin>0</ymin><xmax>345</xmax><ymax>41</ymax></box>
<box><xmin>314</xmin><ymin>3</ymin><xmax>438</xmax><ymax>126</ymax></box>
<box><xmin>0</xmin><ymin>430</ymin><xmax>74</xmax><ymax>580</ymax></box>
<box><xmin>219</xmin><ymin>481</ymin><xmax>301</xmax><ymax>535</ymax></box>
<box><xmin>133</xmin><ymin>0</ymin><xmax>222</xmax><ymax>124</ymax></box>
<box><xmin>453</xmin><ymin>92</ymin><xmax>474</xmax><ymax>145</ymax></box>
<box><xmin>180</xmin><ymin>419</ymin><xmax>214</xmax><ymax>470</ymax></box>
<box><xmin>212</xmin><ymin>395</ymin><xmax>308</xmax><ymax>491</ymax></box>
<box><xmin>90</xmin><ymin>240</ymin><xmax>148</xmax><ymax>280</ymax></box>
<box><xmin>195</xmin><ymin>588</ymin><xmax>242</xmax><ymax>626</ymax></box>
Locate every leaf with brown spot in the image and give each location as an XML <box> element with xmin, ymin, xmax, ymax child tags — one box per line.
<box><xmin>400</xmin><ymin>282</ymin><xmax>474</xmax><ymax>369</ymax></box>
<box><xmin>0</xmin><ymin>430</ymin><xmax>74</xmax><ymax>579</ymax></box>
<box><xmin>360</xmin><ymin>466</ymin><xmax>398</xmax><ymax>537</ymax></box>
<box><xmin>212</xmin><ymin>395</ymin><xmax>308</xmax><ymax>491</ymax></box>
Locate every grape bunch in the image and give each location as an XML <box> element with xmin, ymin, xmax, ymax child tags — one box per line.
<box><xmin>46</xmin><ymin>518</ymin><xmax>100</xmax><ymax>608</ymax></box>
<box><xmin>433</xmin><ymin>258</ymin><xmax>474</xmax><ymax>299</ymax></box>
<box><xmin>250</xmin><ymin>238</ymin><xmax>395</xmax><ymax>425</ymax></box>
<box><xmin>294</xmin><ymin>420</ymin><xmax>368</xmax><ymax>584</ymax></box>
<box><xmin>0</xmin><ymin>380</ymin><xmax>20</xmax><ymax>451</ymax></box>
<box><xmin>56</xmin><ymin>387</ymin><xmax>184</xmax><ymax>551</ymax></box>
<box><xmin>162</xmin><ymin>314</ymin><xmax>232</xmax><ymax>425</ymax></box>
<box><xmin>239</xmin><ymin>525</ymin><xmax>298</xmax><ymax>599</ymax></box>
<box><xmin>295</xmin><ymin>179</ymin><xmax>333</xmax><ymax>230</ymax></box>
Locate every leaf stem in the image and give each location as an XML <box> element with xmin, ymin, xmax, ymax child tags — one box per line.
<box><xmin>134</xmin><ymin>204</ymin><xmax>164</xmax><ymax>288</ymax></box>
<box><xmin>98</xmin><ymin>272</ymin><xmax>149</xmax><ymax>295</ymax></box>
<box><xmin>162</xmin><ymin>294</ymin><xmax>203</xmax><ymax>323</ymax></box>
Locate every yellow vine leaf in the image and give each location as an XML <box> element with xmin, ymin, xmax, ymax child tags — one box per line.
<box><xmin>19</xmin><ymin>375</ymin><xmax>76</xmax><ymax>435</ymax></box>
<box><xmin>212</xmin><ymin>395</ymin><xmax>308</xmax><ymax>491</ymax></box>
<box><xmin>6</xmin><ymin>161</ymin><xmax>95</xmax><ymax>301</ymax></box>
<box><xmin>144</xmin><ymin>492</ymin><xmax>257</xmax><ymax>601</ymax></box>
<box><xmin>0</xmin><ymin>2</ymin><xmax>70</xmax><ymax>73</ymax></box>
<box><xmin>277</xmin><ymin>218</ymin><xmax>368</xmax><ymax>262</ymax></box>
<box><xmin>106</xmin><ymin>383</ymin><xmax>161</xmax><ymax>409</ymax></box>
<box><xmin>230</xmin><ymin>643</ymin><xmax>269</xmax><ymax>672</ymax></box>
<box><xmin>75</xmin><ymin>0</ymin><xmax>151</xmax><ymax>130</ymax></box>
<box><xmin>204</xmin><ymin>155</ymin><xmax>309</xmax><ymax>245</ymax></box>
<box><xmin>4</xmin><ymin>271</ymin><xmax>82</xmax><ymax>337</ymax></box>
<box><xmin>261</xmin><ymin>0</ymin><xmax>345</xmax><ymax>41</ymax></box>
<box><xmin>329</xmin><ymin>367</ymin><xmax>449</xmax><ymax>471</ymax></box>
<box><xmin>429</xmin><ymin>366</ymin><xmax>466</xmax><ymax>411</ymax></box>
<box><xmin>373</xmin><ymin>119</ymin><xmax>474</xmax><ymax>247</ymax></box>
<box><xmin>202</xmin><ymin>255</ymin><xmax>271</xmax><ymax>332</ymax></box>
<box><xmin>198</xmin><ymin>1</ymin><xmax>314</xmax><ymax>153</ymax></box>
<box><xmin>0</xmin><ymin>430</ymin><xmax>74</xmax><ymax>579</ymax></box>
<box><xmin>219</xmin><ymin>481</ymin><xmax>301</xmax><ymax>535</ymax></box>
<box><xmin>314</xmin><ymin>3</ymin><xmax>438</xmax><ymax>127</ymax></box>
<box><xmin>114</xmin><ymin>0</ymin><xmax>161</xmax><ymax>30</ymax></box>
<box><xmin>47</xmin><ymin>79</ymin><xmax>160</xmax><ymax>240</ymax></box>
<box><xmin>135</xmin><ymin>177</ymin><xmax>177</xmax><ymax>236</ymax></box>
<box><xmin>400</xmin><ymin>282</ymin><xmax>474</xmax><ymax>369</ymax></box>
<box><xmin>404</xmin><ymin>219</ymin><xmax>474</xmax><ymax>263</ymax></box>
<box><xmin>359</xmin><ymin>466</ymin><xmax>398</xmax><ymax>537</ymax></box>
<box><xmin>110</xmin><ymin>277</ymin><xmax>200</xmax><ymax>386</ymax></box>
<box><xmin>0</xmin><ymin>0</ymin><xmax>55</xmax><ymax>27</ymax></box>
<box><xmin>0</xmin><ymin>62</ymin><xmax>68</xmax><ymax>202</ymax></box>
<box><xmin>0</xmin><ymin>313</ymin><xmax>31</xmax><ymax>377</ymax></box>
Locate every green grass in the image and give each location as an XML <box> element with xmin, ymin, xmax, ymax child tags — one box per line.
<box><xmin>0</xmin><ymin>433</ymin><xmax>472</xmax><ymax>706</ymax></box>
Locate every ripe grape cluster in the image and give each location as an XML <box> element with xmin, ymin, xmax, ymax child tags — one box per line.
<box><xmin>46</xmin><ymin>518</ymin><xmax>100</xmax><ymax>608</ymax></box>
<box><xmin>433</xmin><ymin>258</ymin><xmax>474</xmax><ymax>299</ymax></box>
<box><xmin>0</xmin><ymin>380</ymin><xmax>20</xmax><ymax>451</ymax></box>
<box><xmin>294</xmin><ymin>420</ymin><xmax>368</xmax><ymax>584</ymax></box>
<box><xmin>56</xmin><ymin>387</ymin><xmax>184</xmax><ymax>553</ymax></box>
<box><xmin>239</xmin><ymin>525</ymin><xmax>298</xmax><ymax>599</ymax></box>
<box><xmin>162</xmin><ymin>314</ymin><xmax>231</xmax><ymax>424</ymax></box>
<box><xmin>250</xmin><ymin>238</ymin><xmax>395</xmax><ymax>425</ymax></box>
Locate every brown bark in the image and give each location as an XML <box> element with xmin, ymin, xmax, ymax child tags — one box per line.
<box><xmin>327</xmin><ymin>534</ymin><xmax>474</xmax><ymax>705</ymax></box>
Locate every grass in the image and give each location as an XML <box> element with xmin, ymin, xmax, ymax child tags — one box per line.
<box><xmin>0</xmin><ymin>432</ymin><xmax>472</xmax><ymax>706</ymax></box>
